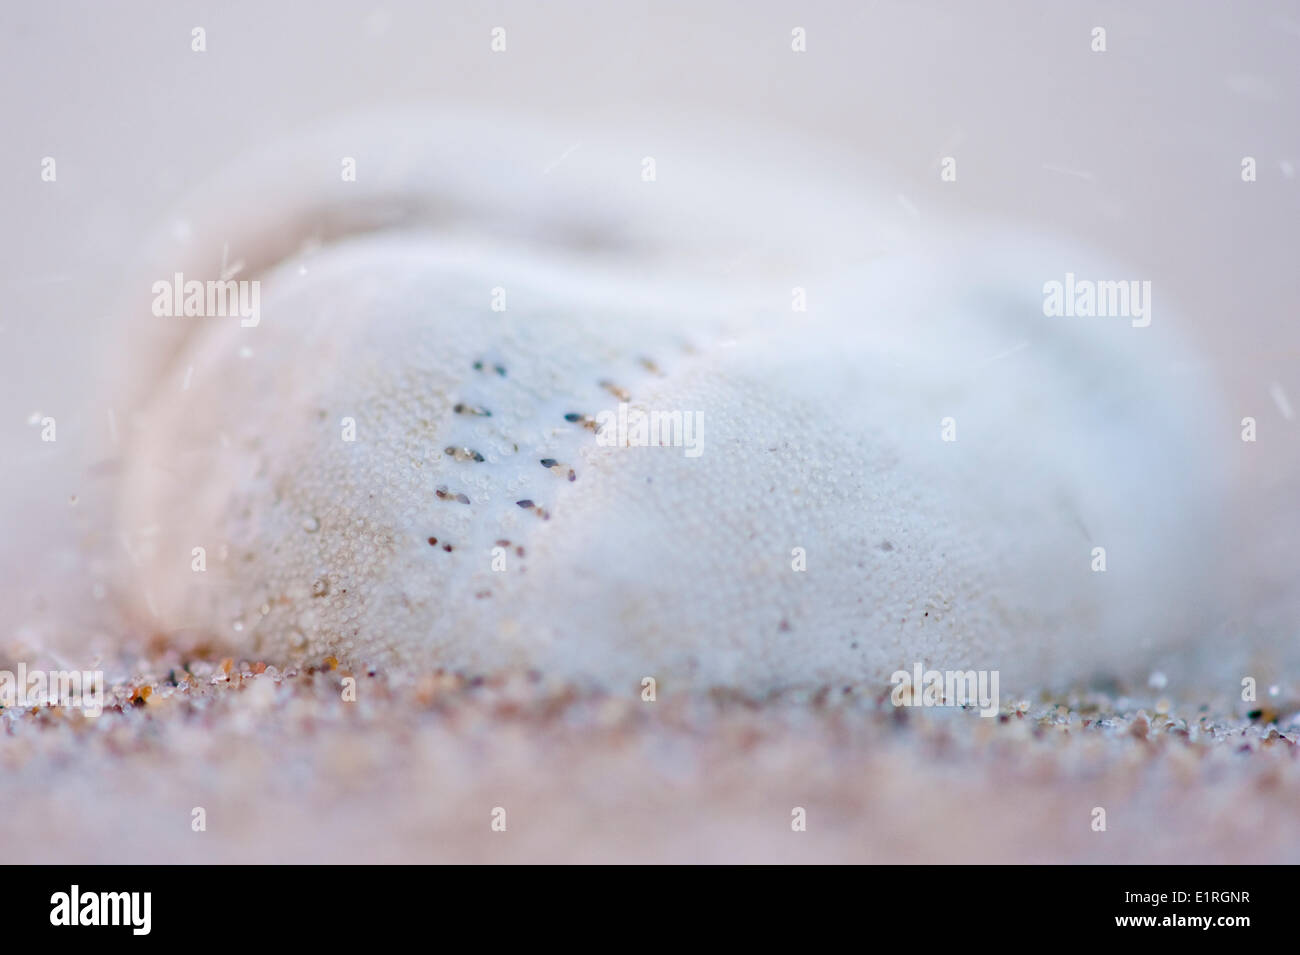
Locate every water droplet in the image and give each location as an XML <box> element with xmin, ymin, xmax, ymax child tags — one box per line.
<box><xmin>302</xmin><ymin>516</ymin><xmax>320</xmax><ymax>533</ymax></box>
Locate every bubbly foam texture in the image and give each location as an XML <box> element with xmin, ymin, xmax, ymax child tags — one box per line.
<box><xmin>120</xmin><ymin>221</ymin><xmax>1223</xmax><ymax>692</ymax></box>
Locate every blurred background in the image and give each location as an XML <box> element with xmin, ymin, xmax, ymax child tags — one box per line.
<box><xmin>2</xmin><ymin>0</ymin><xmax>1297</xmax><ymax>660</ymax></box>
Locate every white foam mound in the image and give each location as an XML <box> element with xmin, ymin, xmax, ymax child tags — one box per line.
<box><xmin>116</xmin><ymin>114</ymin><xmax>1226</xmax><ymax>693</ymax></box>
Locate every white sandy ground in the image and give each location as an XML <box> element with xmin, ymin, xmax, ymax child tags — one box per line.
<box><xmin>2</xmin><ymin>651</ymin><xmax>1297</xmax><ymax>864</ymax></box>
